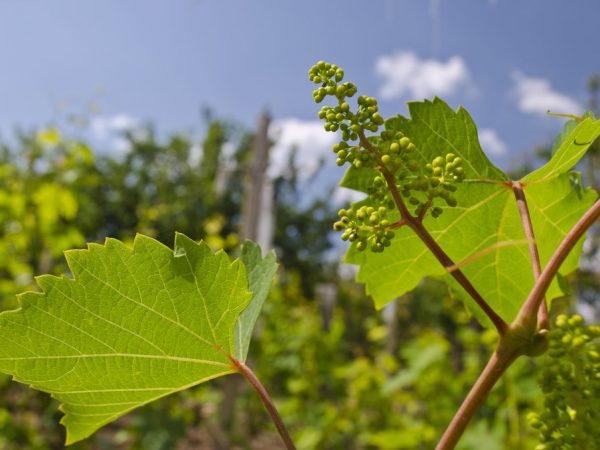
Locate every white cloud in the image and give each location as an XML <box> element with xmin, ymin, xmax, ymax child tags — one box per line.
<box><xmin>90</xmin><ymin>114</ymin><xmax>139</xmax><ymax>140</ymax></box>
<box><xmin>478</xmin><ymin>128</ymin><xmax>507</xmax><ymax>156</ymax></box>
<box><xmin>269</xmin><ymin>118</ymin><xmax>337</xmax><ymax>179</ymax></box>
<box><xmin>89</xmin><ymin>114</ymin><xmax>140</xmax><ymax>156</ymax></box>
<box><xmin>375</xmin><ymin>51</ymin><xmax>471</xmax><ymax>100</ymax></box>
<box><xmin>511</xmin><ymin>72</ymin><xmax>582</xmax><ymax>116</ymax></box>
<box><xmin>333</xmin><ymin>186</ymin><xmax>366</xmax><ymax>204</ymax></box>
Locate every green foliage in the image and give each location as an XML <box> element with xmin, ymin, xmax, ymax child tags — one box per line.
<box><xmin>235</xmin><ymin>241</ymin><xmax>278</xmax><ymax>361</ymax></box>
<box><xmin>310</xmin><ymin>62</ymin><xmax>600</xmax><ymax>327</ymax></box>
<box><xmin>271</xmin><ymin>150</ymin><xmax>338</xmax><ymax>297</ymax></box>
<box><xmin>255</xmin><ymin>276</ymin><xmax>539</xmax><ymax>449</ymax></box>
<box><xmin>529</xmin><ymin>314</ymin><xmax>600</xmax><ymax>449</ymax></box>
<box><xmin>0</xmin><ymin>128</ymin><xmax>99</xmax><ymax>310</ymax></box>
<box><xmin>0</xmin><ymin>60</ymin><xmax>598</xmax><ymax>449</ymax></box>
<box><xmin>0</xmin><ymin>233</ymin><xmax>278</xmax><ymax>444</ymax></box>
<box><xmin>524</xmin><ymin>117</ymin><xmax>600</xmax><ymax>183</ymax></box>
<box><xmin>0</xmin><ymin>115</ymin><xmax>338</xmax><ymax>447</ymax></box>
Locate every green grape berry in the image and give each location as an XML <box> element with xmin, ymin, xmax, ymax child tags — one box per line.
<box><xmin>532</xmin><ymin>314</ymin><xmax>600</xmax><ymax>449</ymax></box>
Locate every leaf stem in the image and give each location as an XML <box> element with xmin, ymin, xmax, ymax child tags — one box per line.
<box><xmin>228</xmin><ymin>356</ymin><xmax>297</xmax><ymax>450</ymax></box>
<box><xmin>409</xmin><ymin>219</ymin><xmax>509</xmax><ymax>335</ymax></box>
<box><xmin>515</xmin><ymin>198</ymin><xmax>600</xmax><ymax>328</ymax></box>
<box><xmin>357</xmin><ymin>131</ymin><xmax>509</xmax><ymax>335</ymax></box>
<box><xmin>436</xmin><ymin>347</ymin><xmax>519</xmax><ymax>449</ymax></box>
<box><xmin>511</xmin><ymin>181</ymin><xmax>548</xmax><ymax>330</ymax></box>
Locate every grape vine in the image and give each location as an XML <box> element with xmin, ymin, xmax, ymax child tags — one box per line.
<box><xmin>0</xmin><ymin>60</ymin><xmax>598</xmax><ymax>450</ymax></box>
<box><xmin>311</xmin><ymin>61</ymin><xmax>466</xmax><ymax>254</ymax></box>
<box><xmin>310</xmin><ymin>60</ymin><xmax>600</xmax><ymax>449</ymax></box>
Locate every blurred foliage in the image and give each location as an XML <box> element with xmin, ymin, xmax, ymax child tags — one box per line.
<box><xmin>252</xmin><ymin>277</ymin><xmax>540</xmax><ymax>450</ymax></box>
<box><xmin>0</xmin><ymin>97</ymin><xmax>596</xmax><ymax>449</ymax></box>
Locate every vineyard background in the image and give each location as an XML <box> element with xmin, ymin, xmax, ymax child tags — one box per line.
<box><xmin>1</xmin><ymin>1</ymin><xmax>600</xmax><ymax>449</ymax></box>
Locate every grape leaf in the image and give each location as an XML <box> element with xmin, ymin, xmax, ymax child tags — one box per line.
<box><xmin>523</xmin><ymin>117</ymin><xmax>600</xmax><ymax>182</ymax></box>
<box><xmin>235</xmin><ymin>241</ymin><xmax>278</xmax><ymax>361</ymax></box>
<box><xmin>342</xmin><ymin>98</ymin><xmax>600</xmax><ymax>324</ymax></box>
<box><xmin>0</xmin><ymin>233</ymin><xmax>273</xmax><ymax>444</ymax></box>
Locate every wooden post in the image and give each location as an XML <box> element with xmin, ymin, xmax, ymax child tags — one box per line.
<box><xmin>241</xmin><ymin>111</ymin><xmax>271</xmax><ymax>244</ymax></box>
<box><xmin>215</xmin><ymin>112</ymin><xmax>273</xmax><ymax>449</ymax></box>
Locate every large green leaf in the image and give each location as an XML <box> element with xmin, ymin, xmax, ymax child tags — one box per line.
<box><xmin>343</xmin><ymin>99</ymin><xmax>600</xmax><ymax>324</ymax></box>
<box><xmin>0</xmin><ymin>233</ymin><xmax>272</xmax><ymax>444</ymax></box>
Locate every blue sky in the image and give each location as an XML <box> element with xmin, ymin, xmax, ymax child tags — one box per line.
<box><xmin>1</xmin><ymin>0</ymin><xmax>599</xmax><ymax>181</ymax></box>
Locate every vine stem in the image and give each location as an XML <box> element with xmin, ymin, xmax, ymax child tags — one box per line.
<box><xmin>515</xmin><ymin>198</ymin><xmax>600</xmax><ymax>327</ymax></box>
<box><xmin>408</xmin><ymin>218</ymin><xmax>508</xmax><ymax>335</ymax></box>
<box><xmin>358</xmin><ymin>132</ymin><xmax>508</xmax><ymax>335</ymax></box>
<box><xmin>438</xmin><ymin>197</ymin><xmax>600</xmax><ymax>449</ymax></box>
<box><xmin>511</xmin><ymin>181</ymin><xmax>549</xmax><ymax>330</ymax></box>
<box><xmin>227</xmin><ymin>355</ymin><xmax>297</xmax><ymax>450</ymax></box>
<box><xmin>436</xmin><ymin>347</ymin><xmax>519</xmax><ymax>450</ymax></box>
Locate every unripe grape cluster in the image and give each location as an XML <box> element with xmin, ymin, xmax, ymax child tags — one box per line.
<box><xmin>528</xmin><ymin>314</ymin><xmax>600</xmax><ymax>449</ymax></box>
<box><xmin>333</xmin><ymin>206</ymin><xmax>395</xmax><ymax>253</ymax></box>
<box><xmin>401</xmin><ymin>152</ymin><xmax>465</xmax><ymax>217</ymax></box>
<box><xmin>310</xmin><ymin>61</ymin><xmax>465</xmax><ymax>252</ymax></box>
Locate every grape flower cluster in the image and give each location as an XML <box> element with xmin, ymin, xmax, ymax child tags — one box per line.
<box><xmin>309</xmin><ymin>61</ymin><xmax>465</xmax><ymax>253</ymax></box>
<box><xmin>528</xmin><ymin>314</ymin><xmax>600</xmax><ymax>449</ymax></box>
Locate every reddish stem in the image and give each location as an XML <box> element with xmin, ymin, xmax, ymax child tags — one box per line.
<box><xmin>417</xmin><ymin>195</ymin><xmax>434</xmax><ymax>222</ymax></box>
<box><xmin>436</xmin><ymin>347</ymin><xmax>519</xmax><ymax>449</ymax></box>
<box><xmin>408</xmin><ymin>218</ymin><xmax>508</xmax><ymax>334</ymax></box>
<box><xmin>515</xmin><ymin>198</ymin><xmax>600</xmax><ymax>327</ymax></box>
<box><xmin>511</xmin><ymin>181</ymin><xmax>549</xmax><ymax>330</ymax></box>
<box><xmin>228</xmin><ymin>356</ymin><xmax>297</xmax><ymax>450</ymax></box>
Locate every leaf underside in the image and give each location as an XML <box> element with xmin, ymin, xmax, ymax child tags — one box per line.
<box><xmin>236</xmin><ymin>241</ymin><xmax>278</xmax><ymax>361</ymax></box>
<box><xmin>342</xmin><ymin>98</ymin><xmax>600</xmax><ymax>325</ymax></box>
<box><xmin>0</xmin><ymin>233</ymin><xmax>262</xmax><ymax>445</ymax></box>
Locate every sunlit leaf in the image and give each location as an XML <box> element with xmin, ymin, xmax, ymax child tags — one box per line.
<box><xmin>342</xmin><ymin>99</ymin><xmax>600</xmax><ymax>324</ymax></box>
<box><xmin>0</xmin><ymin>233</ymin><xmax>264</xmax><ymax>444</ymax></box>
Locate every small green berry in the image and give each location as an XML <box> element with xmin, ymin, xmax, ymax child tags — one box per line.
<box><xmin>372</xmin><ymin>113</ymin><xmax>384</xmax><ymax>125</ymax></box>
<box><xmin>556</xmin><ymin>315</ymin><xmax>569</xmax><ymax>328</ymax></box>
<box><xmin>333</xmin><ymin>221</ymin><xmax>345</xmax><ymax>231</ymax></box>
<box><xmin>569</xmin><ymin>315</ymin><xmax>584</xmax><ymax>327</ymax></box>
<box><xmin>407</xmin><ymin>160</ymin><xmax>420</xmax><ymax>172</ymax></box>
<box><xmin>372</xmin><ymin>242</ymin><xmax>384</xmax><ymax>253</ymax></box>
